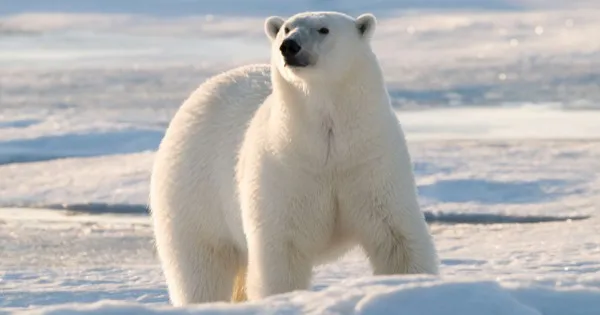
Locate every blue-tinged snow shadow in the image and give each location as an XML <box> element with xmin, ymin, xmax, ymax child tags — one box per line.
<box><xmin>0</xmin><ymin>119</ymin><xmax>41</xmax><ymax>129</ymax></box>
<box><xmin>418</xmin><ymin>179</ymin><xmax>576</xmax><ymax>205</ymax></box>
<box><xmin>0</xmin><ymin>129</ymin><xmax>164</xmax><ymax>165</ymax></box>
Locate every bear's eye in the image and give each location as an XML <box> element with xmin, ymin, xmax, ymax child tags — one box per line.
<box><xmin>318</xmin><ymin>27</ymin><xmax>329</xmax><ymax>35</ymax></box>
<box><xmin>284</xmin><ymin>27</ymin><xmax>290</xmax><ymax>34</ymax></box>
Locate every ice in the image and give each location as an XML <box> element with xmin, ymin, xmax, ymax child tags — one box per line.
<box><xmin>1</xmin><ymin>0</ymin><xmax>599</xmax><ymax>314</ymax></box>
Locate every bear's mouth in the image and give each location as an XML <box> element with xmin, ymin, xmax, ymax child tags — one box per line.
<box><xmin>284</xmin><ymin>56</ymin><xmax>310</xmax><ymax>68</ymax></box>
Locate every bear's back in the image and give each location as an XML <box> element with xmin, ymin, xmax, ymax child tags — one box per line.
<box><xmin>151</xmin><ymin>63</ymin><xmax>273</xmax><ymax>247</ymax></box>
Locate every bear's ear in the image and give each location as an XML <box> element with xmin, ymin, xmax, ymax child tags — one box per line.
<box><xmin>356</xmin><ymin>13</ymin><xmax>376</xmax><ymax>39</ymax></box>
<box><xmin>264</xmin><ymin>16</ymin><xmax>285</xmax><ymax>40</ymax></box>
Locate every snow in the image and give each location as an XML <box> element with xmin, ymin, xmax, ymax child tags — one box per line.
<box><xmin>2</xmin><ymin>203</ymin><xmax>599</xmax><ymax>314</ymax></box>
<box><xmin>1</xmin><ymin>0</ymin><xmax>599</xmax><ymax>314</ymax></box>
<box><xmin>0</xmin><ymin>278</ymin><xmax>563</xmax><ymax>314</ymax></box>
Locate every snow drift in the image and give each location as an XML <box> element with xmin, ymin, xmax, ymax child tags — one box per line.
<box><xmin>9</xmin><ymin>276</ymin><xmax>600</xmax><ymax>315</ymax></box>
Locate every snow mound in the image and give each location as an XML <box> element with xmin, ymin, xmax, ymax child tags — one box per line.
<box><xmin>10</xmin><ymin>276</ymin><xmax>600</xmax><ymax>315</ymax></box>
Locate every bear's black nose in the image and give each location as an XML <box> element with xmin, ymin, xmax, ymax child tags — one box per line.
<box><xmin>280</xmin><ymin>39</ymin><xmax>301</xmax><ymax>57</ymax></box>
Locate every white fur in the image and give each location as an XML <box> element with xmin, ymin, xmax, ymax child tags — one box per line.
<box><xmin>150</xmin><ymin>11</ymin><xmax>439</xmax><ymax>306</ymax></box>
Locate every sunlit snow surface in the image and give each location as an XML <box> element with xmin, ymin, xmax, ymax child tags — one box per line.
<box><xmin>1</xmin><ymin>1</ymin><xmax>600</xmax><ymax>314</ymax></box>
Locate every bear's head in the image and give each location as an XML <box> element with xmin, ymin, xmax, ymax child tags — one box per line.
<box><xmin>264</xmin><ymin>11</ymin><xmax>377</xmax><ymax>84</ymax></box>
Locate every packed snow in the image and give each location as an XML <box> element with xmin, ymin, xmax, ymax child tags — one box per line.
<box><xmin>1</xmin><ymin>0</ymin><xmax>599</xmax><ymax>314</ymax></box>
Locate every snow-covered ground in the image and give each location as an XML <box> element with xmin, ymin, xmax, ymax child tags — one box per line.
<box><xmin>1</xmin><ymin>1</ymin><xmax>599</xmax><ymax>314</ymax></box>
<box><xmin>2</xmin><ymin>169</ymin><xmax>599</xmax><ymax>314</ymax></box>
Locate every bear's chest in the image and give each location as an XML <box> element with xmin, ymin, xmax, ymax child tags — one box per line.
<box><xmin>291</xmin><ymin>113</ymin><xmax>377</xmax><ymax>170</ymax></box>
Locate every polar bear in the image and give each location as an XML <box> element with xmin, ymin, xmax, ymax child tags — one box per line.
<box><xmin>150</xmin><ymin>11</ymin><xmax>439</xmax><ymax>306</ymax></box>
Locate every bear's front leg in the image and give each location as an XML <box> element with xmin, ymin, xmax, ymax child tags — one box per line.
<box><xmin>245</xmin><ymin>234</ymin><xmax>313</xmax><ymax>300</ymax></box>
<box><xmin>241</xmin><ymin>194</ymin><xmax>314</xmax><ymax>300</ymax></box>
<box><xmin>238</xmin><ymin>164</ymin><xmax>333</xmax><ymax>300</ymax></box>
<box><xmin>339</xmin><ymin>158</ymin><xmax>440</xmax><ymax>276</ymax></box>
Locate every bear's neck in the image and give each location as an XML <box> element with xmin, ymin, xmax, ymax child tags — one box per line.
<box><xmin>268</xmin><ymin>57</ymin><xmax>392</xmax><ymax>166</ymax></box>
<box><xmin>271</xmin><ymin>57</ymin><xmax>389</xmax><ymax>122</ymax></box>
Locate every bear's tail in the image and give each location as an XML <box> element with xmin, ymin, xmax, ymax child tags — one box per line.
<box><xmin>231</xmin><ymin>265</ymin><xmax>247</xmax><ymax>303</ymax></box>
